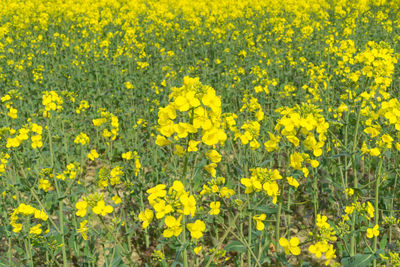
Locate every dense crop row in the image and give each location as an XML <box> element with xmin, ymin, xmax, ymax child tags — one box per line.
<box><xmin>1</xmin><ymin>0</ymin><xmax>400</xmax><ymax>266</ymax></box>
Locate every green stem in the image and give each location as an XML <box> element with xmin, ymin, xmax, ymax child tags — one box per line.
<box><xmin>373</xmin><ymin>156</ymin><xmax>384</xmax><ymax>267</ymax></box>
<box><xmin>287</xmin><ymin>188</ymin><xmax>291</xmax><ymax>240</ymax></box>
<box><xmin>182</xmin><ymin>215</ymin><xmax>188</xmax><ymax>267</ymax></box>
<box><xmin>204</xmin><ymin>211</ymin><xmax>242</xmax><ymax>267</ymax></box>
<box><xmin>8</xmin><ymin>238</ymin><xmax>12</xmax><ymax>265</ymax></box>
<box><xmin>275</xmin><ymin>180</ymin><xmax>285</xmax><ymax>260</ymax></box>
<box><xmin>248</xmin><ymin>210</ymin><xmax>252</xmax><ymax>267</ymax></box>
<box><xmin>48</xmin><ymin>120</ymin><xmax>68</xmax><ymax>265</ymax></box>
<box><xmin>389</xmin><ymin>171</ymin><xmax>399</xmax><ymax>244</ymax></box>
<box><xmin>228</xmin><ymin>228</ymin><xmax>262</xmax><ymax>267</ymax></box>
<box><xmin>181</xmin><ymin>139</ymin><xmax>191</xmax><ymax>267</ymax></box>
<box><xmin>350</xmin><ymin>104</ymin><xmax>361</xmax><ymax>256</ymax></box>
<box><xmin>312</xmin><ymin>168</ymin><xmax>319</xmax><ymax>217</ymax></box>
<box><xmin>25</xmin><ymin>237</ymin><xmax>34</xmax><ymax>267</ymax></box>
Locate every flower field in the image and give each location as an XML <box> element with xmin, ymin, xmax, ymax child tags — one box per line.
<box><xmin>1</xmin><ymin>0</ymin><xmax>400</xmax><ymax>266</ymax></box>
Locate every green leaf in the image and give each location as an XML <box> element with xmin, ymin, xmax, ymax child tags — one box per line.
<box><xmin>224</xmin><ymin>241</ymin><xmax>246</xmax><ymax>253</ymax></box>
<box><xmin>254</xmin><ymin>206</ymin><xmax>278</xmax><ymax>214</ymax></box>
<box><xmin>380</xmin><ymin>233</ymin><xmax>388</xmax><ymax>249</ymax></box>
<box><xmin>341</xmin><ymin>253</ymin><xmax>375</xmax><ymax>267</ymax></box>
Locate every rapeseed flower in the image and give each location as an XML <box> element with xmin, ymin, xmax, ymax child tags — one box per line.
<box><xmin>163</xmin><ymin>215</ymin><xmax>182</xmax><ymax>238</ymax></box>
<box><xmin>187</xmin><ymin>220</ymin><xmax>206</xmax><ymax>239</ymax></box>
<box><xmin>280</xmin><ymin>237</ymin><xmax>301</xmax><ymax>255</ymax></box>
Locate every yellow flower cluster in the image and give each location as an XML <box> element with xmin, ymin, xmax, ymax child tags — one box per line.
<box><xmin>56</xmin><ymin>162</ymin><xmax>82</xmax><ymax>180</ymax></box>
<box><xmin>142</xmin><ymin>181</ymin><xmax>206</xmax><ymax>239</ymax></box>
<box><xmin>280</xmin><ymin>237</ymin><xmax>301</xmax><ymax>255</ymax></box>
<box><xmin>75</xmin><ymin>193</ymin><xmax>113</xmax><ymax>218</ymax></box>
<box><xmin>76</xmin><ymin>100</ymin><xmax>90</xmax><ymax>114</ymax></box>
<box><xmin>96</xmin><ymin>165</ymin><xmax>124</xmax><ymax>188</ymax></box>
<box><xmin>93</xmin><ymin>110</ymin><xmax>119</xmax><ymax>141</ymax></box>
<box><xmin>156</xmin><ymin>76</ymin><xmax>227</xmax><ymax>148</ymax></box>
<box><xmin>30</xmin><ymin>123</ymin><xmax>43</xmax><ymax>149</ymax></box>
<box><xmin>1</xmin><ymin>90</ymin><xmax>21</xmax><ymax>119</ymax></box>
<box><xmin>308</xmin><ymin>214</ymin><xmax>337</xmax><ymax>266</ymax></box>
<box><xmin>6</xmin><ymin>126</ymin><xmax>29</xmax><ymax>148</ymax></box>
<box><xmin>0</xmin><ymin>152</ymin><xmax>10</xmax><ymax>174</ymax></box>
<box><xmin>74</xmin><ymin>132</ymin><xmax>90</xmax><ymax>146</ymax></box>
<box><xmin>10</xmin><ymin>203</ymin><xmax>48</xmax><ymax>234</ymax></box>
<box><xmin>228</xmin><ymin>94</ymin><xmax>264</xmax><ymax>149</ymax></box>
<box><xmin>200</xmin><ymin>176</ymin><xmax>235</xmax><ymax>199</ymax></box>
<box><xmin>342</xmin><ymin>201</ymin><xmax>374</xmax><ymax>222</ymax></box>
<box><xmin>42</xmin><ymin>91</ymin><xmax>63</xmax><ymax>117</ymax></box>
<box><xmin>272</xmin><ymin>104</ymin><xmax>329</xmax><ymax>176</ymax></box>
<box><xmin>355</xmin><ymin>41</ymin><xmax>398</xmax><ymax>90</ymax></box>
<box><xmin>122</xmin><ymin>151</ymin><xmax>141</xmax><ymax>176</ymax></box>
<box><xmin>359</xmin><ymin>96</ymin><xmax>400</xmax><ymax>157</ymax></box>
<box><xmin>38</xmin><ymin>168</ymin><xmax>54</xmax><ymax>192</ymax></box>
<box><xmin>241</xmin><ymin>167</ymin><xmax>282</xmax><ymax>204</ymax></box>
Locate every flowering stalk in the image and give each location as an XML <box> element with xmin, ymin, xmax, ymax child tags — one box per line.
<box><xmin>275</xmin><ymin>180</ymin><xmax>285</xmax><ymax>262</ymax></box>
<box><xmin>181</xmin><ymin>141</ymin><xmax>190</xmax><ymax>267</ymax></box>
<box><xmin>373</xmin><ymin>156</ymin><xmax>384</xmax><ymax>267</ymax></box>
<box><xmin>48</xmin><ymin>119</ymin><xmax>69</xmax><ymax>265</ymax></box>
<box><xmin>389</xmin><ymin>171</ymin><xmax>399</xmax><ymax>243</ymax></box>
<box><xmin>350</xmin><ymin>104</ymin><xmax>361</xmax><ymax>256</ymax></box>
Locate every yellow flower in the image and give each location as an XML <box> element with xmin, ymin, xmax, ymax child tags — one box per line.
<box><xmin>122</xmin><ymin>151</ymin><xmax>133</xmax><ymax>160</ymax></box>
<box><xmin>147</xmin><ymin>184</ymin><xmax>167</xmax><ymax>204</ymax></box>
<box><xmin>187</xmin><ymin>219</ymin><xmax>206</xmax><ymax>239</ymax></box>
<box><xmin>77</xmin><ymin>220</ymin><xmax>88</xmax><ymax>240</ymax></box>
<box><xmin>366</xmin><ymin>224</ymin><xmax>379</xmax><ymax>238</ymax></box>
<box><xmin>202</xmin><ymin>128</ymin><xmax>226</xmax><ymax>146</ymax></box>
<box><xmin>38</xmin><ymin>178</ymin><xmax>51</xmax><ymax>192</ymax></box>
<box><xmin>287</xmin><ymin>176</ymin><xmax>299</xmax><ymax>188</ymax></box>
<box><xmin>171</xmin><ymin>180</ymin><xmax>185</xmax><ymax>195</ymax></box>
<box><xmin>112</xmin><ymin>195</ymin><xmax>121</xmax><ymax>204</ymax></box>
<box><xmin>153</xmin><ymin>200</ymin><xmax>173</xmax><ymax>219</ymax></box>
<box><xmin>155</xmin><ymin>135</ymin><xmax>171</xmax><ymax>146</ymax></box>
<box><xmin>174</xmin><ymin>145</ymin><xmax>185</xmax><ymax>157</ymax></box>
<box><xmin>204</xmin><ymin>163</ymin><xmax>217</xmax><ymax>177</ymax></box>
<box><xmin>286</xmin><ymin>135</ymin><xmax>300</xmax><ymax>147</ymax></box>
<box><xmin>345</xmin><ymin>206</ymin><xmax>354</xmax><ymax>215</ymax></box>
<box><xmin>209</xmin><ymin>201</ymin><xmax>221</xmax><ymax>215</ymax></box>
<box><xmin>138</xmin><ymin>209</ymin><xmax>154</xmax><ymax>229</ymax></box>
<box><xmin>253</xmin><ymin>214</ymin><xmax>266</xmax><ymax>231</ymax></box>
<box><xmin>369</xmin><ymin>147</ymin><xmax>381</xmax><ymax>157</ymax></box>
<box><xmin>12</xmin><ymin>223</ymin><xmax>22</xmax><ymax>233</ymax></box>
<box><xmin>6</xmin><ymin>137</ymin><xmax>21</xmax><ymax>148</ymax></box>
<box><xmin>263</xmin><ymin>181</ymin><xmax>279</xmax><ymax>204</ymax></box>
<box><xmin>34</xmin><ymin>209</ymin><xmax>48</xmax><ymax>221</ymax></box>
<box><xmin>241</xmin><ymin>177</ymin><xmax>262</xmax><ymax>194</ymax></box>
<box><xmin>163</xmin><ymin>215</ymin><xmax>182</xmax><ymax>238</ymax></box>
<box><xmin>194</xmin><ymin>246</ymin><xmax>202</xmax><ymax>255</ymax></box>
<box><xmin>290</xmin><ymin>152</ymin><xmax>303</xmax><ymax>170</ymax></box>
<box><xmin>280</xmin><ymin>237</ymin><xmax>301</xmax><ymax>255</ymax></box>
<box><xmin>366</xmin><ymin>201</ymin><xmax>374</xmax><ymax>220</ymax></box>
<box><xmin>188</xmin><ymin>140</ymin><xmax>201</xmax><ymax>152</ymax></box>
<box><xmin>92</xmin><ymin>200</ymin><xmax>113</xmax><ymax>216</ymax></box>
<box><xmin>18</xmin><ymin>203</ymin><xmax>35</xmax><ymax>215</ymax></box>
<box><xmin>205</xmin><ymin>150</ymin><xmax>222</xmax><ymax>163</ymax></box>
<box><xmin>345</xmin><ymin>188</ymin><xmax>354</xmax><ymax>196</ymax></box>
<box><xmin>7</xmin><ymin>107</ymin><xmax>18</xmax><ymax>119</ymax></box>
<box><xmin>75</xmin><ymin>200</ymin><xmax>88</xmax><ymax>217</ymax></box>
<box><xmin>87</xmin><ymin>149</ymin><xmax>99</xmax><ymax>160</ymax></box>
<box><xmin>31</xmin><ymin>135</ymin><xmax>43</xmax><ymax>148</ymax></box>
<box><xmin>264</xmin><ymin>132</ymin><xmax>280</xmax><ymax>152</ymax></box>
<box><xmin>125</xmin><ymin>81</ymin><xmax>134</xmax><ymax>90</ymax></box>
<box><xmin>180</xmin><ymin>193</ymin><xmax>196</xmax><ymax>217</ymax></box>
<box><xmin>29</xmin><ymin>224</ymin><xmax>42</xmax><ymax>235</ymax></box>
<box><xmin>74</xmin><ymin>132</ymin><xmax>90</xmax><ymax>145</ymax></box>
<box><xmin>309</xmin><ymin>241</ymin><xmax>329</xmax><ymax>258</ymax></box>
